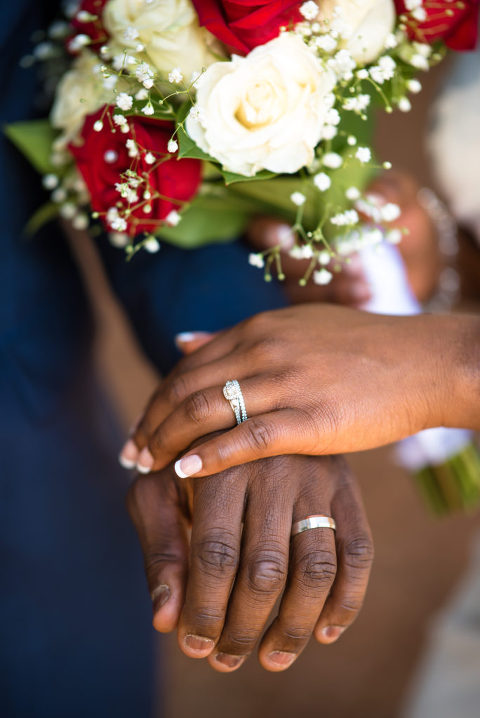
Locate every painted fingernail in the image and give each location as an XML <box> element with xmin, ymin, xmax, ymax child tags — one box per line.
<box><xmin>119</xmin><ymin>439</ymin><xmax>138</xmax><ymax>469</ymax></box>
<box><xmin>267</xmin><ymin>651</ymin><xmax>296</xmax><ymax>668</ymax></box>
<box><xmin>136</xmin><ymin>448</ymin><xmax>154</xmax><ymax>474</ymax></box>
<box><xmin>175</xmin><ymin>454</ymin><xmax>202</xmax><ymax>478</ymax></box>
<box><xmin>321</xmin><ymin>626</ymin><xmax>345</xmax><ymax>643</ymax></box>
<box><xmin>214</xmin><ymin>653</ymin><xmax>246</xmax><ymax>670</ymax></box>
<box><xmin>150</xmin><ymin>584</ymin><xmax>170</xmax><ymax>612</ymax></box>
<box><xmin>175</xmin><ymin>332</ymin><xmax>201</xmax><ymax>344</ymax></box>
<box><xmin>184</xmin><ymin>634</ymin><xmax>215</xmax><ymax>654</ymax></box>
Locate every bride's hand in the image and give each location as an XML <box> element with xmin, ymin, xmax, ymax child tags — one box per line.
<box><xmin>127</xmin><ymin>452</ymin><xmax>373</xmax><ymax>672</ymax></box>
<box><xmin>120</xmin><ymin>305</ymin><xmax>479</xmax><ymax>478</ymax></box>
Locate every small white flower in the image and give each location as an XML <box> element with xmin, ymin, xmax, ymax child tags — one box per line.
<box><xmin>123</xmin><ymin>25</ymin><xmax>139</xmax><ymax>42</ymax></box>
<box><xmin>289</xmin><ymin>245</ymin><xmax>314</xmax><ymax>260</ymax></box>
<box><xmin>355</xmin><ymin>147</ymin><xmax>371</xmax><ymax>163</ymax></box>
<box><xmin>380</xmin><ymin>202</ymin><xmax>401</xmax><ymax>222</ymax></box>
<box><xmin>291</xmin><ymin>191</ymin><xmax>306</xmax><ymax>207</ymax></box>
<box><xmin>328</xmin><ymin>49</ymin><xmax>356</xmax><ymax>81</ymax></box>
<box><xmin>300</xmin><ymin>1</ymin><xmax>318</xmax><ymax>21</ymax></box>
<box><xmin>144</xmin><ymin>152</ymin><xmax>156</xmax><ymax>165</ymax></box>
<box><xmin>346</xmin><ymin>186</ymin><xmax>360</xmax><ymax>201</ymax></box>
<box><xmin>347</xmin><ymin>135</ymin><xmax>357</xmax><ymax>146</ymax></box>
<box><xmin>318</xmin><ymin>250</ymin><xmax>331</xmax><ymax>266</ymax></box>
<box><xmin>72</xmin><ymin>213</ymin><xmax>89</xmax><ymax>230</ymax></box>
<box><xmin>410</xmin><ymin>53</ymin><xmax>429</xmax><ymax>70</ymax></box>
<box><xmin>60</xmin><ymin>202</ymin><xmax>76</xmax><ymax>220</ymax></box>
<box><xmin>113</xmin><ymin>114</ymin><xmax>127</xmax><ymax>126</ymax></box>
<box><xmin>135</xmin><ymin>62</ymin><xmax>155</xmax><ymax>88</ymax></box>
<box><xmin>313</xmin><ymin>172</ymin><xmax>331</xmax><ymax>191</ymax></box>
<box><xmin>343</xmin><ymin>93</ymin><xmax>370</xmax><ymax>112</ymax></box>
<box><xmin>384</xmin><ymin>32</ymin><xmax>398</xmax><ymax>49</ymax></box>
<box><xmin>411</xmin><ymin>7</ymin><xmax>427</xmax><ymax>21</ymax></box>
<box><xmin>386</xmin><ymin>228</ymin><xmax>402</xmax><ymax>244</ymax></box>
<box><xmin>109</xmin><ymin>231</ymin><xmax>129</xmax><ymax>248</ymax></box>
<box><xmin>107</xmin><ymin>207</ymin><xmax>127</xmax><ymax>232</ymax></box>
<box><xmin>168</xmin><ymin>67</ymin><xmax>184</xmax><ymax>84</ymax></box>
<box><xmin>322</xmin><ymin>152</ymin><xmax>343</xmax><ymax>169</ymax></box>
<box><xmin>398</xmin><ymin>97</ymin><xmax>412</xmax><ymax>112</ymax></box>
<box><xmin>93</xmin><ymin>120</ymin><xmax>104</xmax><ymax>132</ymax></box>
<box><xmin>126</xmin><ymin>139</ymin><xmax>138</xmax><ymax>158</ymax></box>
<box><xmin>356</xmin><ymin>69</ymin><xmax>368</xmax><ymax>79</ymax></box>
<box><xmin>141</xmin><ymin>103</ymin><xmax>155</xmax><ymax>116</ymax></box>
<box><xmin>314</xmin><ymin>34</ymin><xmax>337</xmax><ymax>53</ymax></box>
<box><xmin>322</xmin><ymin>125</ymin><xmax>338</xmax><ymax>140</ymax></box>
<box><xmin>326</xmin><ymin>108</ymin><xmax>340</xmax><ymax>126</ymax></box>
<box><xmin>135</xmin><ymin>88</ymin><xmax>149</xmax><ymax>101</ymax></box>
<box><xmin>313</xmin><ymin>268</ymin><xmax>333</xmax><ymax>285</ymax></box>
<box><xmin>116</xmin><ymin>92</ymin><xmax>133</xmax><ymax>111</ymax></box>
<box><xmin>249</xmin><ymin>253</ymin><xmax>265</xmax><ymax>268</ymax></box>
<box><xmin>407</xmin><ymin>78</ymin><xmax>422</xmax><ymax>94</ymax></box>
<box><xmin>167</xmin><ymin>138</ymin><xmax>178</xmax><ymax>153</ymax></box>
<box><xmin>42</xmin><ymin>174</ymin><xmax>58</xmax><ymax>190</ymax></box>
<box><xmin>165</xmin><ymin>210</ymin><xmax>181</xmax><ymax>226</ymax></box>
<box><xmin>144</xmin><ymin>237</ymin><xmax>161</xmax><ymax>253</ymax></box>
<box><xmin>68</xmin><ymin>34</ymin><xmax>90</xmax><ymax>52</ymax></box>
<box><xmin>51</xmin><ymin>187</ymin><xmax>67</xmax><ymax>203</ymax></box>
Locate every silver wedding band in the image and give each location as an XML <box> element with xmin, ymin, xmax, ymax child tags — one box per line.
<box><xmin>291</xmin><ymin>515</ymin><xmax>336</xmax><ymax>537</ymax></box>
<box><xmin>223</xmin><ymin>380</ymin><xmax>248</xmax><ymax>425</ymax></box>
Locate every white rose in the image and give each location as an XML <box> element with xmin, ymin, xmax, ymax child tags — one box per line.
<box><xmin>186</xmin><ymin>34</ymin><xmax>336</xmax><ymax>177</ymax></box>
<box><xmin>319</xmin><ymin>0</ymin><xmax>395</xmax><ymax>64</ymax></box>
<box><xmin>103</xmin><ymin>0</ymin><xmax>215</xmax><ymax>79</ymax></box>
<box><xmin>50</xmin><ymin>52</ymin><xmax>114</xmax><ymax>144</ymax></box>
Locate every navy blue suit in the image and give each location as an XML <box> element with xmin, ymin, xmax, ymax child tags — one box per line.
<box><xmin>1</xmin><ymin>3</ymin><xmax>287</xmax><ymax>717</ymax></box>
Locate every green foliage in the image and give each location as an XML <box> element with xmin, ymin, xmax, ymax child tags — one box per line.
<box><xmin>4</xmin><ymin>119</ymin><xmax>57</xmax><ymax>175</ymax></box>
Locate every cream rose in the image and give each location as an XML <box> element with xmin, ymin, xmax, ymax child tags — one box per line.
<box><xmin>50</xmin><ymin>52</ymin><xmax>114</xmax><ymax>145</ymax></box>
<box><xmin>103</xmin><ymin>0</ymin><xmax>215</xmax><ymax>80</ymax></box>
<box><xmin>186</xmin><ymin>33</ymin><xmax>336</xmax><ymax>177</ymax></box>
<box><xmin>318</xmin><ymin>0</ymin><xmax>396</xmax><ymax>64</ymax></box>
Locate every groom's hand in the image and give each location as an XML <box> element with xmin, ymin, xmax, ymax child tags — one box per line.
<box><xmin>127</xmin><ymin>452</ymin><xmax>373</xmax><ymax>672</ymax></box>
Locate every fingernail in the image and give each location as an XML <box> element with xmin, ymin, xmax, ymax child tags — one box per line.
<box><xmin>150</xmin><ymin>584</ymin><xmax>170</xmax><ymax>611</ymax></box>
<box><xmin>214</xmin><ymin>653</ymin><xmax>246</xmax><ymax>669</ymax></box>
<box><xmin>184</xmin><ymin>634</ymin><xmax>215</xmax><ymax>654</ymax></box>
<box><xmin>175</xmin><ymin>454</ymin><xmax>202</xmax><ymax>478</ymax></box>
<box><xmin>137</xmin><ymin>448</ymin><xmax>154</xmax><ymax>474</ymax></box>
<box><xmin>267</xmin><ymin>651</ymin><xmax>296</xmax><ymax>668</ymax></box>
<box><xmin>321</xmin><ymin>626</ymin><xmax>345</xmax><ymax>643</ymax></box>
<box><xmin>175</xmin><ymin>331</ymin><xmax>202</xmax><ymax>345</ymax></box>
<box><xmin>119</xmin><ymin>439</ymin><xmax>138</xmax><ymax>469</ymax></box>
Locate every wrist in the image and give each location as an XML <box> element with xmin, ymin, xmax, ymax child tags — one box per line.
<box><xmin>435</xmin><ymin>314</ymin><xmax>480</xmax><ymax>431</ymax></box>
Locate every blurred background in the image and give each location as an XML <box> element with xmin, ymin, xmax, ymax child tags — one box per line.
<box><xmin>66</xmin><ymin>57</ymin><xmax>480</xmax><ymax>718</ymax></box>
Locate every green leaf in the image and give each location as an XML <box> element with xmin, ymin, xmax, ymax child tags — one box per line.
<box><xmin>4</xmin><ymin>119</ymin><xmax>57</xmax><ymax>175</ymax></box>
<box><xmin>176</xmin><ymin>121</ymin><xmax>213</xmax><ymax>161</ymax></box>
<box><xmin>24</xmin><ymin>202</ymin><xmax>59</xmax><ymax>236</ymax></box>
<box><xmin>220</xmin><ymin>168</ymin><xmax>277</xmax><ymax>185</ymax></box>
<box><xmin>156</xmin><ymin>195</ymin><xmax>250</xmax><ymax>248</ymax></box>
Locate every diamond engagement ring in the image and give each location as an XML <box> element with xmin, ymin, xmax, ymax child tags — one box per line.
<box><xmin>223</xmin><ymin>380</ymin><xmax>248</xmax><ymax>425</ymax></box>
<box><xmin>291</xmin><ymin>515</ymin><xmax>336</xmax><ymax>537</ymax></box>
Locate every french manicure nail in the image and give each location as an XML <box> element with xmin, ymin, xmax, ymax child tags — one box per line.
<box><xmin>267</xmin><ymin>651</ymin><xmax>296</xmax><ymax>667</ymax></box>
<box><xmin>321</xmin><ymin>626</ymin><xmax>345</xmax><ymax>643</ymax></box>
<box><xmin>136</xmin><ymin>448</ymin><xmax>154</xmax><ymax>474</ymax></box>
<box><xmin>119</xmin><ymin>439</ymin><xmax>139</xmax><ymax>469</ymax></box>
<box><xmin>184</xmin><ymin>634</ymin><xmax>215</xmax><ymax>653</ymax></box>
<box><xmin>150</xmin><ymin>584</ymin><xmax>170</xmax><ymax>611</ymax></box>
<box><xmin>175</xmin><ymin>332</ymin><xmax>201</xmax><ymax>344</ymax></box>
<box><xmin>214</xmin><ymin>653</ymin><xmax>245</xmax><ymax>669</ymax></box>
<box><xmin>175</xmin><ymin>455</ymin><xmax>202</xmax><ymax>478</ymax></box>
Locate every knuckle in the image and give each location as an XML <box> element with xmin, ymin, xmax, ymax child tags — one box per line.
<box><xmin>344</xmin><ymin>536</ymin><xmax>374</xmax><ymax>570</ymax></box>
<box><xmin>185</xmin><ymin>390</ymin><xmax>212</xmax><ymax>424</ymax></box>
<box><xmin>337</xmin><ymin>595</ymin><xmax>364</xmax><ymax>615</ymax></box>
<box><xmin>244</xmin><ymin>418</ymin><xmax>277</xmax><ymax>452</ymax></box>
<box><xmin>190</xmin><ymin>605</ymin><xmax>225</xmax><ymax>628</ymax></box>
<box><xmin>280</xmin><ymin>626</ymin><xmax>312</xmax><ymax>643</ymax></box>
<box><xmin>247</xmin><ymin>551</ymin><xmax>287</xmax><ymax>595</ymax></box>
<box><xmin>166</xmin><ymin>375</ymin><xmax>189</xmax><ymax>405</ymax></box>
<box><xmin>297</xmin><ymin>550</ymin><xmax>336</xmax><ymax>590</ymax></box>
<box><xmin>249</xmin><ymin>336</ymin><xmax>279</xmax><ymax>363</ymax></box>
<box><xmin>196</xmin><ymin>536</ymin><xmax>239</xmax><ymax>578</ymax></box>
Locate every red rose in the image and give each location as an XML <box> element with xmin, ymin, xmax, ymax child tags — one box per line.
<box><xmin>71</xmin><ymin>0</ymin><xmax>109</xmax><ymax>48</ymax></box>
<box><xmin>395</xmin><ymin>0</ymin><xmax>479</xmax><ymax>50</ymax></box>
<box><xmin>191</xmin><ymin>0</ymin><xmax>304</xmax><ymax>55</ymax></box>
<box><xmin>69</xmin><ymin>108</ymin><xmax>202</xmax><ymax>237</ymax></box>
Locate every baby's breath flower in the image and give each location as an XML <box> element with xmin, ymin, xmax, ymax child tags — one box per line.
<box><xmin>355</xmin><ymin>146</ymin><xmax>371</xmax><ymax>163</ymax></box>
<box><xmin>166</xmin><ymin>210</ymin><xmax>181</xmax><ymax>226</ymax></box>
<box><xmin>109</xmin><ymin>231</ymin><xmax>129</xmax><ymax>248</ymax></box>
<box><xmin>135</xmin><ymin>88</ymin><xmax>149</xmax><ymax>100</ymax></box>
<box><xmin>142</xmin><ymin>102</ymin><xmax>154</xmax><ymax>115</ymax></box>
<box><xmin>313</xmin><ymin>172</ymin><xmax>331</xmax><ymax>191</ymax></box>
<box><xmin>168</xmin><ymin>67</ymin><xmax>184</xmax><ymax>84</ymax></box>
<box><xmin>249</xmin><ymin>253</ymin><xmax>265</xmax><ymax>268</ymax></box>
<box><xmin>322</xmin><ymin>152</ymin><xmax>342</xmax><ymax>169</ymax></box>
<box><xmin>300</xmin><ymin>1</ymin><xmax>318</xmax><ymax>21</ymax></box>
<box><xmin>398</xmin><ymin>97</ymin><xmax>412</xmax><ymax>112</ymax></box>
<box><xmin>42</xmin><ymin>174</ymin><xmax>58</xmax><ymax>190</ymax></box>
<box><xmin>144</xmin><ymin>237</ymin><xmax>161</xmax><ymax>253</ymax></box>
<box><xmin>125</xmin><ymin>139</ymin><xmax>138</xmax><ymax>158</ymax></box>
<box><xmin>290</xmin><ymin>191</ymin><xmax>306</xmax><ymax>206</ymax></box>
<box><xmin>167</xmin><ymin>138</ymin><xmax>178</xmax><ymax>153</ymax></box>
<box><xmin>313</xmin><ymin>268</ymin><xmax>333</xmax><ymax>285</ymax></box>
<box><xmin>93</xmin><ymin>120</ymin><xmax>104</xmax><ymax>132</ymax></box>
<box><xmin>345</xmin><ymin>186</ymin><xmax>360</xmax><ymax>201</ymax></box>
<box><xmin>144</xmin><ymin>152</ymin><xmax>156</xmax><ymax>165</ymax></box>
<box><xmin>318</xmin><ymin>251</ymin><xmax>331</xmax><ymax>266</ymax></box>
<box><xmin>116</xmin><ymin>92</ymin><xmax>133</xmax><ymax>111</ymax></box>
<box><xmin>380</xmin><ymin>203</ymin><xmax>401</xmax><ymax>222</ymax></box>
<box><xmin>290</xmin><ymin>244</ymin><xmax>314</xmax><ymax>260</ymax></box>
<box><xmin>407</xmin><ymin>78</ymin><xmax>422</xmax><ymax>94</ymax></box>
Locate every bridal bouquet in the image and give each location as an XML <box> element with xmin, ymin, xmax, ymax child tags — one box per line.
<box><xmin>8</xmin><ymin>0</ymin><xmax>479</xmax><ymax>285</ymax></box>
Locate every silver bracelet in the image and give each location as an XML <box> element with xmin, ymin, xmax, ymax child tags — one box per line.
<box><xmin>417</xmin><ymin>187</ymin><xmax>460</xmax><ymax>313</ymax></box>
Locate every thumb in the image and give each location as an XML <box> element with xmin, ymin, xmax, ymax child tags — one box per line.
<box><xmin>175</xmin><ymin>331</ymin><xmax>216</xmax><ymax>355</ymax></box>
